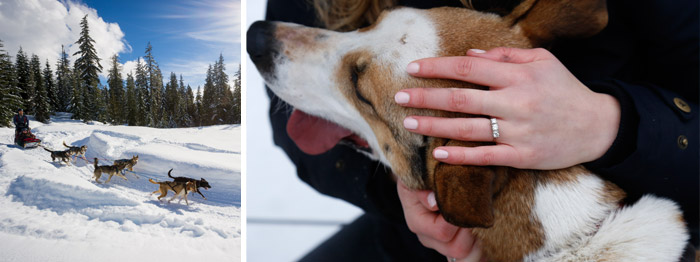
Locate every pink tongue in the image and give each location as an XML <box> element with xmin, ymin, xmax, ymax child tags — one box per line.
<box><xmin>287</xmin><ymin>110</ymin><xmax>354</xmax><ymax>155</ymax></box>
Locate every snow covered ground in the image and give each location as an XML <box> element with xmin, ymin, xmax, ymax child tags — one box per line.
<box><xmin>0</xmin><ymin>113</ymin><xmax>241</xmax><ymax>262</ymax></box>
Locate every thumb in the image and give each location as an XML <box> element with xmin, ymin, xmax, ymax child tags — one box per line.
<box><xmin>467</xmin><ymin>47</ymin><xmax>553</xmax><ymax>64</ymax></box>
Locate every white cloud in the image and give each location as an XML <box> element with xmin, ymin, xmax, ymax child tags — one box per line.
<box><xmin>161</xmin><ymin>0</ymin><xmax>242</xmax><ymax>44</ymax></box>
<box><xmin>0</xmin><ymin>0</ymin><xmax>130</xmax><ymax>78</ymax></box>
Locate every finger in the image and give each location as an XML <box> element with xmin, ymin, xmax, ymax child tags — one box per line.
<box><xmin>467</xmin><ymin>47</ymin><xmax>552</xmax><ymax>64</ymax></box>
<box><xmin>403</xmin><ymin>116</ymin><xmax>496</xmax><ymax>142</ymax></box>
<box><xmin>395</xmin><ymin>88</ymin><xmax>506</xmax><ymax>116</ymax></box>
<box><xmin>397</xmin><ymin>181</ymin><xmax>459</xmax><ymax>242</ymax></box>
<box><xmin>406</xmin><ymin>56</ymin><xmax>519</xmax><ymax>88</ymax></box>
<box><xmin>419</xmin><ymin>227</ymin><xmax>475</xmax><ymax>258</ymax></box>
<box><xmin>433</xmin><ymin>145</ymin><xmax>523</xmax><ymax>167</ymax></box>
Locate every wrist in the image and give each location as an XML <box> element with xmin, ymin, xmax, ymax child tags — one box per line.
<box><xmin>587</xmin><ymin>93</ymin><xmax>621</xmax><ymax>162</ymax></box>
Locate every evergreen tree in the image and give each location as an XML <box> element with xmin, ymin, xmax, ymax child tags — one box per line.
<box><xmin>164</xmin><ymin>72</ymin><xmax>179</xmax><ymax>127</ymax></box>
<box><xmin>94</xmin><ymin>84</ymin><xmax>108</xmax><ymax>123</ymax></box>
<box><xmin>55</xmin><ymin>45</ymin><xmax>73</xmax><ymax>112</ymax></box>
<box><xmin>107</xmin><ymin>54</ymin><xmax>125</xmax><ymax>124</ymax></box>
<box><xmin>70</xmin><ymin>66</ymin><xmax>85</xmax><ymax>120</ymax></box>
<box><xmin>178</xmin><ymin>75</ymin><xmax>193</xmax><ymax>127</ymax></box>
<box><xmin>232</xmin><ymin>63</ymin><xmax>241</xmax><ymax>124</ymax></box>
<box><xmin>194</xmin><ymin>86</ymin><xmax>203</xmax><ymax>127</ymax></box>
<box><xmin>73</xmin><ymin>14</ymin><xmax>103</xmax><ymax>122</ymax></box>
<box><xmin>0</xmin><ymin>40</ymin><xmax>23</xmax><ymax>127</ymax></box>
<box><xmin>125</xmin><ymin>73</ymin><xmax>138</xmax><ymax>126</ymax></box>
<box><xmin>15</xmin><ymin>47</ymin><xmax>33</xmax><ymax>112</ymax></box>
<box><xmin>144</xmin><ymin>43</ymin><xmax>165</xmax><ymax>127</ymax></box>
<box><xmin>200</xmin><ymin>65</ymin><xmax>214</xmax><ymax>125</ymax></box>
<box><xmin>43</xmin><ymin>59</ymin><xmax>57</xmax><ymax>113</ymax></box>
<box><xmin>134</xmin><ymin>58</ymin><xmax>148</xmax><ymax>126</ymax></box>
<box><xmin>213</xmin><ymin>54</ymin><xmax>232</xmax><ymax>125</ymax></box>
<box><xmin>30</xmin><ymin>54</ymin><xmax>51</xmax><ymax>123</ymax></box>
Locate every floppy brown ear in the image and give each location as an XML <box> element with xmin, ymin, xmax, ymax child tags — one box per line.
<box><xmin>507</xmin><ymin>0</ymin><xmax>608</xmax><ymax>45</ymax></box>
<box><xmin>427</xmin><ymin>139</ymin><xmax>507</xmax><ymax>228</ymax></box>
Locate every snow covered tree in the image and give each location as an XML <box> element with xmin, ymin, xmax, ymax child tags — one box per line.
<box><xmin>43</xmin><ymin>60</ymin><xmax>57</xmax><ymax>113</ymax></box>
<box><xmin>30</xmin><ymin>54</ymin><xmax>51</xmax><ymax>123</ymax></box>
<box><xmin>55</xmin><ymin>45</ymin><xmax>73</xmax><ymax>112</ymax></box>
<box><xmin>0</xmin><ymin>40</ymin><xmax>23</xmax><ymax>127</ymax></box>
<box><xmin>144</xmin><ymin>43</ymin><xmax>165</xmax><ymax>127</ymax></box>
<box><xmin>15</xmin><ymin>47</ymin><xmax>33</xmax><ymax>113</ymax></box>
<box><xmin>125</xmin><ymin>73</ymin><xmax>138</xmax><ymax>126</ymax></box>
<box><xmin>73</xmin><ymin>14</ymin><xmax>103</xmax><ymax>122</ymax></box>
<box><xmin>107</xmin><ymin>54</ymin><xmax>125</xmax><ymax>124</ymax></box>
<box><xmin>134</xmin><ymin>58</ymin><xmax>148</xmax><ymax>126</ymax></box>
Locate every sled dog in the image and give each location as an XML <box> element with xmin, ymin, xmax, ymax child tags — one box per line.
<box><xmin>93</xmin><ymin>158</ymin><xmax>128</xmax><ymax>184</ymax></box>
<box><xmin>167</xmin><ymin>168</ymin><xmax>211</xmax><ymax>200</ymax></box>
<box><xmin>149</xmin><ymin>178</ymin><xmax>196</xmax><ymax>205</ymax></box>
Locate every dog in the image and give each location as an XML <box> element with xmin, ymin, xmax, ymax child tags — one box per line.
<box><xmin>167</xmin><ymin>169</ymin><xmax>211</xmax><ymax>200</ymax></box>
<box><xmin>92</xmin><ymin>158</ymin><xmax>128</xmax><ymax>184</ymax></box>
<box><xmin>149</xmin><ymin>178</ymin><xmax>196</xmax><ymax>205</ymax></box>
<box><xmin>114</xmin><ymin>155</ymin><xmax>139</xmax><ymax>177</ymax></box>
<box><xmin>43</xmin><ymin>146</ymin><xmax>73</xmax><ymax>166</ymax></box>
<box><xmin>63</xmin><ymin>141</ymin><xmax>87</xmax><ymax>162</ymax></box>
<box><xmin>247</xmin><ymin>0</ymin><xmax>690</xmax><ymax>260</ymax></box>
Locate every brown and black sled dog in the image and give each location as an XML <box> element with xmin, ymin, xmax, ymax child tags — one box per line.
<box><xmin>248</xmin><ymin>0</ymin><xmax>690</xmax><ymax>260</ymax></box>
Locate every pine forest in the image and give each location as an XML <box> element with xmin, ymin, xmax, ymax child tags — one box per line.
<box><xmin>0</xmin><ymin>15</ymin><xmax>241</xmax><ymax>128</ymax></box>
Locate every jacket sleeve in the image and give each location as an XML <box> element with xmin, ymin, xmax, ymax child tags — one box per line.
<box><xmin>576</xmin><ymin>0</ymin><xmax>699</xmax><ymax>245</ymax></box>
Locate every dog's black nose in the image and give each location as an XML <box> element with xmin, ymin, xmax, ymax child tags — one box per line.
<box><xmin>247</xmin><ymin>21</ymin><xmax>279</xmax><ymax>74</ymax></box>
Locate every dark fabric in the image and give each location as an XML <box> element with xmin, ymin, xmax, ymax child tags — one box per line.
<box><xmin>13</xmin><ymin>114</ymin><xmax>28</xmax><ymax>130</ymax></box>
<box><xmin>262</xmin><ymin>0</ymin><xmax>699</xmax><ymax>259</ymax></box>
<box><xmin>299</xmin><ymin>214</ymin><xmax>445</xmax><ymax>262</ymax></box>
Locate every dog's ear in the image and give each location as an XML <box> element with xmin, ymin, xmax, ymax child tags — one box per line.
<box><xmin>427</xmin><ymin>139</ymin><xmax>507</xmax><ymax>228</ymax></box>
<box><xmin>507</xmin><ymin>0</ymin><xmax>608</xmax><ymax>45</ymax></box>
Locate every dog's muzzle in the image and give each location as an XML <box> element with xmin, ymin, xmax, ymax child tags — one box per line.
<box><xmin>247</xmin><ymin>21</ymin><xmax>280</xmax><ymax>75</ymax></box>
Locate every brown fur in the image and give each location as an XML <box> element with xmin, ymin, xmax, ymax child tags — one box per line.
<box><xmin>149</xmin><ymin>178</ymin><xmax>196</xmax><ymax>205</ymax></box>
<box><xmin>63</xmin><ymin>141</ymin><xmax>87</xmax><ymax>161</ymax></box>
<box><xmin>114</xmin><ymin>155</ymin><xmax>139</xmax><ymax>172</ymax></box>
<box><xmin>93</xmin><ymin>158</ymin><xmax>128</xmax><ymax>184</ymax></box>
<box><xmin>43</xmin><ymin>147</ymin><xmax>74</xmax><ymax>166</ymax></box>
<box><xmin>255</xmin><ymin>0</ymin><xmax>686</xmax><ymax>260</ymax></box>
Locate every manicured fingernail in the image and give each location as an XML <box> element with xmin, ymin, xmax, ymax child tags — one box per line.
<box><xmin>406</xmin><ymin>62</ymin><xmax>420</xmax><ymax>74</ymax></box>
<box><xmin>403</xmin><ymin>117</ymin><xmax>418</xmax><ymax>130</ymax></box>
<box><xmin>434</xmin><ymin>149</ymin><xmax>449</xmax><ymax>159</ymax></box>
<box><xmin>427</xmin><ymin>192</ymin><xmax>437</xmax><ymax>208</ymax></box>
<box><xmin>394</xmin><ymin>92</ymin><xmax>410</xmax><ymax>104</ymax></box>
<box><xmin>469</xmin><ymin>49</ymin><xmax>486</xmax><ymax>54</ymax></box>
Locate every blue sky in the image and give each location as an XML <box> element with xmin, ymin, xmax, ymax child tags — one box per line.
<box><xmin>0</xmin><ymin>0</ymin><xmax>241</xmax><ymax>89</ymax></box>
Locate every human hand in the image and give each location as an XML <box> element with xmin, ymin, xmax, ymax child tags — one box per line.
<box><xmin>396</xmin><ymin>179</ymin><xmax>484</xmax><ymax>262</ymax></box>
<box><xmin>396</xmin><ymin>48</ymin><xmax>621</xmax><ymax>170</ymax></box>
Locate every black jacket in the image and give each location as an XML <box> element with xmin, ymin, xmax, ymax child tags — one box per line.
<box><xmin>13</xmin><ymin>114</ymin><xmax>28</xmax><ymax>129</ymax></box>
<box><xmin>264</xmin><ymin>0</ymin><xmax>699</xmax><ymax>259</ymax></box>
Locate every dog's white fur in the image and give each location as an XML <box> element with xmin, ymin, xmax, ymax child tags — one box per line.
<box><xmin>268</xmin><ymin>9</ymin><xmax>441</xmax><ymax>166</ymax></box>
<box><xmin>255</xmin><ymin>7</ymin><xmax>689</xmax><ymax>261</ymax></box>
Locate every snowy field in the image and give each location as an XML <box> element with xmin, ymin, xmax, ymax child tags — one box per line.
<box><xmin>0</xmin><ymin>113</ymin><xmax>241</xmax><ymax>262</ymax></box>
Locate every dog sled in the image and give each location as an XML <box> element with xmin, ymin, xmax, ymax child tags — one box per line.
<box><xmin>14</xmin><ymin>129</ymin><xmax>41</xmax><ymax>149</ymax></box>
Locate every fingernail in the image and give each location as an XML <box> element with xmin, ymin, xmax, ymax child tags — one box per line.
<box><xmin>434</xmin><ymin>149</ymin><xmax>449</xmax><ymax>159</ymax></box>
<box><xmin>394</xmin><ymin>92</ymin><xmax>410</xmax><ymax>104</ymax></box>
<box><xmin>403</xmin><ymin>117</ymin><xmax>418</xmax><ymax>130</ymax></box>
<box><xmin>427</xmin><ymin>192</ymin><xmax>437</xmax><ymax>208</ymax></box>
<box><xmin>469</xmin><ymin>49</ymin><xmax>486</xmax><ymax>54</ymax></box>
<box><xmin>406</xmin><ymin>62</ymin><xmax>420</xmax><ymax>74</ymax></box>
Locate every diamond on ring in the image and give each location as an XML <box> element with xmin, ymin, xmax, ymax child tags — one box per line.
<box><xmin>450</xmin><ymin>258</ymin><xmax>457</xmax><ymax>262</ymax></box>
<box><xmin>491</xmin><ymin>118</ymin><xmax>500</xmax><ymax>140</ymax></box>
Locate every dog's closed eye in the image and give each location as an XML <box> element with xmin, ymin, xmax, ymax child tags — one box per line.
<box><xmin>351</xmin><ymin>63</ymin><xmax>372</xmax><ymax>105</ymax></box>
